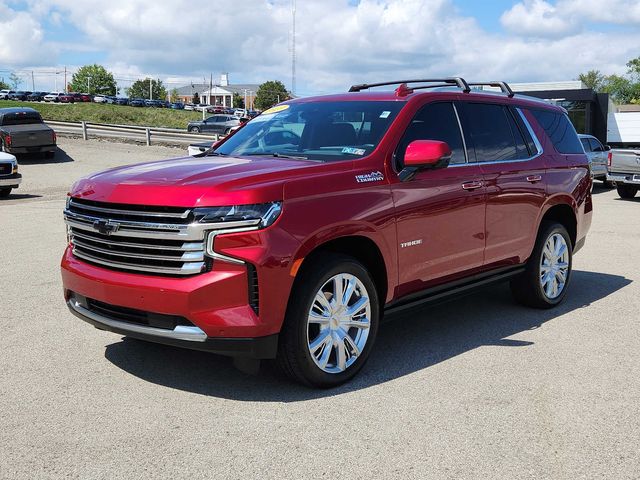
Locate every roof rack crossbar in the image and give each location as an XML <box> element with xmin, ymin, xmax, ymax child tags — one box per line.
<box><xmin>348</xmin><ymin>77</ymin><xmax>471</xmax><ymax>93</ymax></box>
<box><xmin>467</xmin><ymin>81</ymin><xmax>515</xmax><ymax>97</ymax></box>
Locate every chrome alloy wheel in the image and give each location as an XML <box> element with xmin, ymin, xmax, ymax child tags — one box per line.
<box><xmin>540</xmin><ymin>233</ymin><xmax>570</xmax><ymax>299</ymax></box>
<box><xmin>306</xmin><ymin>273</ymin><xmax>371</xmax><ymax>374</ymax></box>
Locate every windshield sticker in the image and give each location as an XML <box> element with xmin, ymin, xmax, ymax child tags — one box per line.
<box><xmin>355</xmin><ymin>171</ymin><xmax>384</xmax><ymax>183</ymax></box>
<box><xmin>379</xmin><ymin>111</ymin><xmax>391</xmax><ymax>119</ymax></box>
<box><xmin>342</xmin><ymin>147</ymin><xmax>366</xmax><ymax>156</ymax></box>
<box><xmin>262</xmin><ymin>104</ymin><xmax>290</xmax><ymax>115</ymax></box>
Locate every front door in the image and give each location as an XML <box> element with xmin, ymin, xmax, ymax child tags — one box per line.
<box><xmin>391</xmin><ymin>101</ymin><xmax>486</xmax><ymax>297</ymax></box>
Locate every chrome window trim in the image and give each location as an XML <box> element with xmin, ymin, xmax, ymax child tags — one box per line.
<box><xmin>452</xmin><ymin>103</ymin><xmax>469</xmax><ymax>165</ymax></box>
<box><xmin>447</xmin><ymin>106</ymin><xmax>543</xmax><ymax>168</ymax></box>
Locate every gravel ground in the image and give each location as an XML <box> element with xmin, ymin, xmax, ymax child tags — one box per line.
<box><xmin>1</xmin><ymin>138</ymin><xmax>639</xmax><ymax>479</ymax></box>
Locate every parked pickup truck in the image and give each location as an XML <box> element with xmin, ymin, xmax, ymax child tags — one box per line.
<box><xmin>0</xmin><ymin>151</ymin><xmax>21</xmax><ymax>197</ymax></box>
<box><xmin>0</xmin><ymin>107</ymin><xmax>56</xmax><ymax>158</ymax></box>
<box><xmin>607</xmin><ymin>148</ymin><xmax>640</xmax><ymax>199</ymax></box>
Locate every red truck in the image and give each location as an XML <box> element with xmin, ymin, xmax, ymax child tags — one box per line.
<box><xmin>61</xmin><ymin>78</ymin><xmax>592</xmax><ymax>387</ymax></box>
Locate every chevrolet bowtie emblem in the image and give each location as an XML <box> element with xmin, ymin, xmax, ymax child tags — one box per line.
<box><xmin>92</xmin><ymin>219</ymin><xmax>120</xmax><ymax>235</ymax></box>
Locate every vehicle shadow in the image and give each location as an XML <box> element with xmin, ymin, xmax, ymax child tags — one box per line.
<box><xmin>16</xmin><ymin>147</ymin><xmax>73</xmax><ymax>164</ymax></box>
<box><xmin>103</xmin><ymin>270</ymin><xmax>631</xmax><ymax>401</ymax></box>
<box><xmin>590</xmin><ymin>183</ymin><xmax>616</xmax><ymax>194</ymax></box>
<box><xmin>0</xmin><ymin>193</ymin><xmax>42</xmax><ymax>201</ymax></box>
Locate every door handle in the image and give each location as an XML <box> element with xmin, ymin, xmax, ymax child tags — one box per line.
<box><xmin>461</xmin><ymin>181</ymin><xmax>483</xmax><ymax>191</ymax></box>
<box><xmin>526</xmin><ymin>175</ymin><xmax>542</xmax><ymax>183</ymax></box>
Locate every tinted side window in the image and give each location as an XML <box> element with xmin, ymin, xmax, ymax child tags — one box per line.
<box><xmin>530</xmin><ymin>109</ymin><xmax>583</xmax><ymax>154</ymax></box>
<box><xmin>588</xmin><ymin>138</ymin><xmax>604</xmax><ymax>152</ymax></box>
<box><xmin>580</xmin><ymin>138</ymin><xmax>591</xmax><ymax>152</ymax></box>
<box><xmin>396</xmin><ymin>102</ymin><xmax>466</xmax><ymax>167</ymax></box>
<box><xmin>463</xmin><ymin>103</ymin><xmax>529</xmax><ymax>162</ymax></box>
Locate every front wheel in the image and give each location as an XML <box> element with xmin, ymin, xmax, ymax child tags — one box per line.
<box><xmin>189</xmin><ymin>126</ymin><xmax>200</xmax><ymax>133</ymax></box>
<box><xmin>511</xmin><ymin>222</ymin><xmax>573</xmax><ymax>309</ymax></box>
<box><xmin>617</xmin><ymin>185</ymin><xmax>638</xmax><ymax>199</ymax></box>
<box><xmin>278</xmin><ymin>254</ymin><xmax>380</xmax><ymax>387</ymax></box>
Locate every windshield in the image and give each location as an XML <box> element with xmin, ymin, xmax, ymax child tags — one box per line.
<box><xmin>215</xmin><ymin>101</ymin><xmax>404</xmax><ymax>161</ymax></box>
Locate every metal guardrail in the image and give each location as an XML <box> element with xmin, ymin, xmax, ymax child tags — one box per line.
<box><xmin>47</xmin><ymin>120</ymin><xmax>221</xmax><ymax>146</ymax></box>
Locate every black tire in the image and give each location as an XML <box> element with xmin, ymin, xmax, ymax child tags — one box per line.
<box><xmin>617</xmin><ymin>185</ymin><xmax>638</xmax><ymax>199</ymax></box>
<box><xmin>190</xmin><ymin>126</ymin><xmax>200</xmax><ymax>133</ymax></box>
<box><xmin>603</xmin><ymin>180</ymin><xmax>616</xmax><ymax>189</ymax></box>
<box><xmin>0</xmin><ymin>187</ymin><xmax>12</xmax><ymax>197</ymax></box>
<box><xmin>277</xmin><ymin>254</ymin><xmax>380</xmax><ymax>388</ymax></box>
<box><xmin>224</xmin><ymin>128</ymin><xmax>231</xmax><ymax>135</ymax></box>
<box><xmin>511</xmin><ymin>222</ymin><xmax>573</xmax><ymax>309</ymax></box>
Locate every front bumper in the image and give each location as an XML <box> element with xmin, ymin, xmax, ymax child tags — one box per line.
<box><xmin>66</xmin><ymin>295</ymin><xmax>278</xmax><ymax>358</ymax></box>
<box><xmin>0</xmin><ymin>173</ymin><xmax>21</xmax><ymax>187</ymax></box>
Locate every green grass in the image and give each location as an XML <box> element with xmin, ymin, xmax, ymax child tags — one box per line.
<box><xmin>0</xmin><ymin>100</ymin><xmax>204</xmax><ymax>129</ymax></box>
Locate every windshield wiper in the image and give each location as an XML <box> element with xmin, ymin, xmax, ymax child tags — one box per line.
<box><xmin>242</xmin><ymin>152</ymin><xmax>308</xmax><ymax>160</ymax></box>
<box><xmin>193</xmin><ymin>147</ymin><xmax>226</xmax><ymax>158</ymax></box>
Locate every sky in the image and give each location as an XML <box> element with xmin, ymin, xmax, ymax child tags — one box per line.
<box><xmin>0</xmin><ymin>0</ymin><xmax>639</xmax><ymax>95</ymax></box>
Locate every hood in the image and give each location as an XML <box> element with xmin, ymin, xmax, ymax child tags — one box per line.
<box><xmin>70</xmin><ymin>154</ymin><xmax>335</xmax><ymax>207</ymax></box>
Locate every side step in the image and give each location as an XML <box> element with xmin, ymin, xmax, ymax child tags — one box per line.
<box><xmin>384</xmin><ymin>266</ymin><xmax>525</xmax><ymax>316</ymax></box>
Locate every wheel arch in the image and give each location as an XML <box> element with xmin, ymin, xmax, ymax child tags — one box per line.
<box><xmin>293</xmin><ymin>234</ymin><xmax>390</xmax><ymax>307</ymax></box>
<box><xmin>539</xmin><ymin>199</ymin><xmax>577</xmax><ymax>248</ymax></box>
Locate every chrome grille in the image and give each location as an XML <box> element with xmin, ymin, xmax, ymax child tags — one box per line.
<box><xmin>64</xmin><ymin>198</ymin><xmax>208</xmax><ymax>276</ymax></box>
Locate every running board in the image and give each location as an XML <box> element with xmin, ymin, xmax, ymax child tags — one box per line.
<box><xmin>384</xmin><ymin>266</ymin><xmax>526</xmax><ymax>316</ymax></box>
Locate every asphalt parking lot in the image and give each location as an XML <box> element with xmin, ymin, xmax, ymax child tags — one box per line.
<box><xmin>1</xmin><ymin>137</ymin><xmax>639</xmax><ymax>479</ymax></box>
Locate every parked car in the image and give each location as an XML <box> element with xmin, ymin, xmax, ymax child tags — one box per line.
<box><xmin>187</xmin><ymin>114</ymin><xmax>240</xmax><ymax>134</ymax></box>
<box><xmin>61</xmin><ymin>77</ymin><xmax>592</xmax><ymax>387</ymax></box>
<box><xmin>93</xmin><ymin>95</ymin><xmax>113</xmax><ymax>104</ymax></box>
<box><xmin>27</xmin><ymin>91</ymin><xmax>48</xmax><ymax>102</ymax></box>
<box><xmin>0</xmin><ymin>90</ymin><xmax>15</xmax><ymax>100</ymax></box>
<box><xmin>7</xmin><ymin>91</ymin><xmax>31</xmax><ymax>101</ymax></box>
<box><xmin>115</xmin><ymin>97</ymin><xmax>129</xmax><ymax>106</ymax></box>
<box><xmin>44</xmin><ymin>92</ymin><xmax>64</xmax><ymax>102</ymax></box>
<box><xmin>129</xmin><ymin>98</ymin><xmax>145</xmax><ymax>107</ymax></box>
<box><xmin>578</xmin><ymin>134</ymin><xmax>612</xmax><ymax>186</ymax></box>
<box><xmin>79</xmin><ymin>93</ymin><xmax>92</xmax><ymax>102</ymax></box>
<box><xmin>0</xmin><ymin>151</ymin><xmax>21</xmax><ymax>197</ymax></box>
<box><xmin>205</xmin><ymin>105</ymin><xmax>227</xmax><ymax>114</ymax></box>
<box><xmin>170</xmin><ymin>102</ymin><xmax>185</xmax><ymax>110</ymax></box>
<box><xmin>58</xmin><ymin>93</ymin><xmax>75</xmax><ymax>103</ymax></box>
<box><xmin>69</xmin><ymin>93</ymin><xmax>84</xmax><ymax>103</ymax></box>
<box><xmin>606</xmin><ymin>147</ymin><xmax>640</xmax><ymax>199</ymax></box>
<box><xmin>0</xmin><ymin>107</ymin><xmax>56</xmax><ymax>158</ymax></box>
<box><xmin>184</xmin><ymin>103</ymin><xmax>195</xmax><ymax>111</ymax></box>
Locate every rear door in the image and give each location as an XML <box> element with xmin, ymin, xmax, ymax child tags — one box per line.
<box><xmin>391</xmin><ymin>101</ymin><xmax>486</xmax><ymax>296</ymax></box>
<box><xmin>459</xmin><ymin>102</ymin><xmax>547</xmax><ymax>267</ymax></box>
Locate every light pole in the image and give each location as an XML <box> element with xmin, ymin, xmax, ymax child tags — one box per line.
<box><xmin>87</xmin><ymin>76</ymin><xmax>91</xmax><ymax>95</ymax></box>
<box><xmin>149</xmin><ymin>78</ymin><xmax>153</xmax><ymax>100</ymax></box>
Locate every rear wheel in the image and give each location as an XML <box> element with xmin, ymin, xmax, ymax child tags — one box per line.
<box><xmin>189</xmin><ymin>126</ymin><xmax>200</xmax><ymax>133</ymax></box>
<box><xmin>617</xmin><ymin>185</ymin><xmax>638</xmax><ymax>199</ymax></box>
<box><xmin>511</xmin><ymin>222</ymin><xmax>572</xmax><ymax>309</ymax></box>
<box><xmin>0</xmin><ymin>188</ymin><xmax>12</xmax><ymax>197</ymax></box>
<box><xmin>278</xmin><ymin>254</ymin><xmax>380</xmax><ymax>387</ymax></box>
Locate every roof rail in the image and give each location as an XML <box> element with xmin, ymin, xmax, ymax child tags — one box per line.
<box><xmin>467</xmin><ymin>81</ymin><xmax>515</xmax><ymax>97</ymax></box>
<box><xmin>348</xmin><ymin>77</ymin><xmax>471</xmax><ymax>94</ymax></box>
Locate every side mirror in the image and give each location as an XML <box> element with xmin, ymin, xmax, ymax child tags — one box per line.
<box><xmin>604</xmin><ymin>144</ymin><xmax>612</xmax><ymax>151</ymax></box>
<box><xmin>400</xmin><ymin>140</ymin><xmax>451</xmax><ymax>181</ymax></box>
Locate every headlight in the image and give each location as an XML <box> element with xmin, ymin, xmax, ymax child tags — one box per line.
<box><xmin>193</xmin><ymin>202</ymin><xmax>281</xmax><ymax>228</ymax></box>
<box><xmin>194</xmin><ymin>202</ymin><xmax>282</xmax><ymax>260</ymax></box>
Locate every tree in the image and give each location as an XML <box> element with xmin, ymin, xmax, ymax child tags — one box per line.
<box><xmin>233</xmin><ymin>92</ymin><xmax>245</xmax><ymax>109</ymax></box>
<box><xmin>578</xmin><ymin>70</ymin><xmax>605</xmax><ymax>91</ymax></box>
<box><xmin>68</xmin><ymin>64</ymin><xmax>117</xmax><ymax>95</ymax></box>
<box><xmin>0</xmin><ymin>79</ymin><xmax>9</xmax><ymax>90</ymax></box>
<box><xmin>9</xmin><ymin>73</ymin><xmax>22</xmax><ymax>89</ymax></box>
<box><xmin>601</xmin><ymin>74</ymin><xmax>636</xmax><ymax>104</ymax></box>
<box><xmin>192</xmin><ymin>92</ymin><xmax>200</xmax><ymax>105</ymax></box>
<box><xmin>170</xmin><ymin>88</ymin><xmax>179</xmax><ymax>103</ymax></box>
<box><xmin>126</xmin><ymin>78</ymin><xmax>167</xmax><ymax>100</ymax></box>
<box><xmin>254</xmin><ymin>80</ymin><xmax>289</xmax><ymax>110</ymax></box>
<box><xmin>627</xmin><ymin>56</ymin><xmax>640</xmax><ymax>81</ymax></box>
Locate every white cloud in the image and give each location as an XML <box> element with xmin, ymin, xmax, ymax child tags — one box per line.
<box><xmin>0</xmin><ymin>2</ymin><xmax>49</xmax><ymax>67</ymax></box>
<box><xmin>5</xmin><ymin>0</ymin><xmax>640</xmax><ymax>94</ymax></box>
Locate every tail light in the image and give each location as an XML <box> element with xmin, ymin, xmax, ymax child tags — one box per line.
<box><xmin>5</xmin><ymin>135</ymin><xmax>11</xmax><ymax>147</ymax></box>
<box><xmin>607</xmin><ymin>151</ymin><xmax>612</xmax><ymax>167</ymax></box>
<box><xmin>52</xmin><ymin>131</ymin><xmax>57</xmax><ymax>143</ymax></box>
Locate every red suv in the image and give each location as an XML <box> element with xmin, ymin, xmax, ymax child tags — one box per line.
<box><xmin>61</xmin><ymin>78</ymin><xmax>592</xmax><ymax>387</ymax></box>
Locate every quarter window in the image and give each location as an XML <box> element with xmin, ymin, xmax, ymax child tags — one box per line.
<box><xmin>462</xmin><ymin>103</ymin><xmax>530</xmax><ymax>162</ymax></box>
<box><xmin>580</xmin><ymin>138</ymin><xmax>592</xmax><ymax>152</ymax></box>
<box><xmin>395</xmin><ymin>102</ymin><xmax>466</xmax><ymax>167</ymax></box>
<box><xmin>530</xmin><ymin>109</ymin><xmax>583</xmax><ymax>154</ymax></box>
